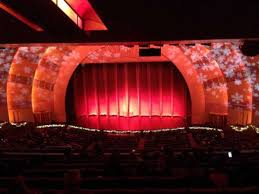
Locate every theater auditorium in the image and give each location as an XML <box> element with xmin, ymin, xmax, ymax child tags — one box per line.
<box><xmin>0</xmin><ymin>0</ymin><xmax>259</xmax><ymax>193</ymax></box>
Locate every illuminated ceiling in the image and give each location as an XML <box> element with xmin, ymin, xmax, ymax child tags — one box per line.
<box><xmin>51</xmin><ymin>0</ymin><xmax>107</xmax><ymax>31</ymax></box>
<box><xmin>0</xmin><ymin>0</ymin><xmax>258</xmax><ymax>44</ymax></box>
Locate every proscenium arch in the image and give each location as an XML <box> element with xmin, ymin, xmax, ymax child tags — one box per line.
<box><xmin>0</xmin><ymin>44</ymin><xmax>257</xmax><ymax>127</ymax></box>
<box><xmin>54</xmin><ymin>45</ymin><xmax>170</xmax><ymax>121</ymax></box>
<box><xmin>53</xmin><ymin>45</ymin><xmax>204</xmax><ymax>125</ymax></box>
<box><xmin>54</xmin><ymin>45</ymin><xmax>106</xmax><ymax>121</ymax></box>
<box><xmin>162</xmin><ymin>45</ymin><xmax>206</xmax><ymax>124</ymax></box>
<box><xmin>211</xmin><ymin>43</ymin><xmax>253</xmax><ymax>125</ymax></box>
<box><xmin>201</xmin><ymin>45</ymin><xmax>228</xmax><ymax>116</ymax></box>
<box><xmin>178</xmin><ymin>44</ymin><xmax>228</xmax><ymax>120</ymax></box>
<box><xmin>32</xmin><ymin>46</ymin><xmax>73</xmax><ymax>117</ymax></box>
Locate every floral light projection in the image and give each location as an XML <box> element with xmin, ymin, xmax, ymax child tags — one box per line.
<box><xmin>162</xmin><ymin>45</ymin><xmax>206</xmax><ymax>124</ymax></box>
<box><xmin>180</xmin><ymin>44</ymin><xmax>228</xmax><ymax>118</ymax></box>
<box><xmin>210</xmin><ymin>43</ymin><xmax>253</xmax><ymax>125</ymax></box>
<box><xmin>7</xmin><ymin>46</ymin><xmax>47</xmax><ymax>122</ymax></box>
<box><xmin>31</xmin><ymin>45</ymin><xmax>105</xmax><ymax>121</ymax></box>
<box><xmin>244</xmin><ymin>55</ymin><xmax>259</xmax><ymax>124</ymax></box>
<box><xmin>0</xmin><ymin>42</ymin><xmax>258</xmax><ymax>128</ymax></box>
<box><xmin>235</xmin><ymin>52</ymin><xmax>259</xmax><ymax>125</ymax></box>
<box><xmin>32</xmin><ymin>46</ymin><xmax>72</xmax><ymax>117</ymax></box>
<box><xmin>0</xmin><ymin>48</ymin><xmax>17</xmax><ymax>121</ymax></box>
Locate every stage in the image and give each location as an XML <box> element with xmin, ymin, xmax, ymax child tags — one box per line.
<box><xmin>76</xmin><ymin>115</ymin><xmax>186</xmax><ymax>130</ymax></box>
<box><xmin>66</xmin><ymin>62</ymin><xmax>191</xmax><ymax>130</ymax></box>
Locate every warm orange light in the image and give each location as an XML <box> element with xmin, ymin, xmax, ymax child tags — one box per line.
<box><xmin>51</xmin><ymin>0</ymin><xmax>82</xmax><ymax>29</ymax></box>
<box><xmin>52</xmin><ymin>0</ymin><xmax>107</xmax><ymax>31</ymax></box>
<box><xmin>66</xmin><ymin>0</ymin><xmax>107</xmax><ymax>31</ymax></box>
<box><xmin>0</xmin><ymin>2</ymin><xmax>43</xmax><ymax>31</ymax></box>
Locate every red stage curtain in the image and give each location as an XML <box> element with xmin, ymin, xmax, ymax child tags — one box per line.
<box><xmin>71</xmin><ymin>62</ymin><xmax>190</xmax><ymax>130</ymax></box>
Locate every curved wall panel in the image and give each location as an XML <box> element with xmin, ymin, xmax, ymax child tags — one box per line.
<box><xmin>32</xmin><ymin>46</ymin><xmax>72</xmax><ymax>121</ymax></box>
<box><xmin>0</xmin><ymin>48</ymin><xmax>17</xmax><ymax>121</ymax></box>
<box><xmin>180</xmin><ymin>44</ymin><xmax>228</xmax><ymax>121</ymax></box>
<box><xmin>211</xmin><ymin>43</ymin><xmax>253</xmax><ymax>125</ymax></box>
<box><xmin>7</xmin><ymin>47</ymin><xmax>47</xmax><ymax>122</ymax></box>
<box><xmin>162</xmin><ymin>45</ymin><xmax>206</xmax><ymax>124</ymax></box>
<box><xmin>247</xmin><ymin>55</ymin><xmax>259</xmax><ymax>125</ymax></box>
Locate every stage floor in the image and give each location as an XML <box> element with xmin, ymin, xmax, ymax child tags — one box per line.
<box><xmin>77</xmin><ymin>115</ymin><xmax>185</xmax><ymax>130</ymax></box>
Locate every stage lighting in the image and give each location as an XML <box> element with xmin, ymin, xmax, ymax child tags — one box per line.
<box><xmin>240</xmin><ymin>40</ymin><xmax>259</xmax><ymax>56</ymax></box>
